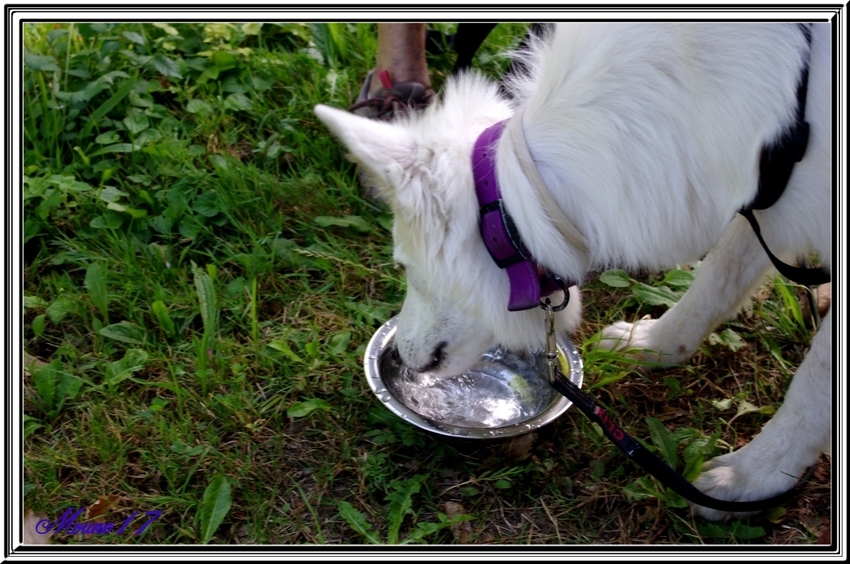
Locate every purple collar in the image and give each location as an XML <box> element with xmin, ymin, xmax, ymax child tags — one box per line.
<box><xmin>473</xmin><ymin>120</ymin><xmax>569</xmax><ymax>311</ymax></box>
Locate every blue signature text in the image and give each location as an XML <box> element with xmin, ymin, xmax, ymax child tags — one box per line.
<box><xmin>36</xmin><ymin>507</ymin><xmax>162</xmax><ymax>537</ymax></box>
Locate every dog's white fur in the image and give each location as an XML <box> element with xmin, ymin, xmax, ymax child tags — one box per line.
<box><xmin>315</xmin><ymin>22</ymin><xmax>831</xmax><ymax>520</ymax></box>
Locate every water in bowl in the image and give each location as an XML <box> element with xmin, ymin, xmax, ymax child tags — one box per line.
<box><xmin>381</xmin><ymin>346</ymin><xmax>559</xmax><ymax>428</ymax></box>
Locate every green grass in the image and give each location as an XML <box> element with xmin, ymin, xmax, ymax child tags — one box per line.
<box><xmin>22</xmin><ymin>22</ymin><xmax>829</xmax><ymax>546</ymax></box>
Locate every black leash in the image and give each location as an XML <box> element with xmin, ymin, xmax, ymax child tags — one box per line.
<box><xmin>549</xmin><ymin>370</ymin><xmax>801</xmax><ymax>513</ymax></box>
<box><xmin>538</xmin><ymin>300</ymin><xmax>800</xmax><ymax>513</ymax></box>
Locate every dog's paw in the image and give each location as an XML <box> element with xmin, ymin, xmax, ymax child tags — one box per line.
<box><xmin>689</xmin><ymin>449</ymin><xmax>802</xmax><ymax>521</ymax></box>
<box><xmin>597</xmin><ymin>319</ymin><xmax>691</xmax><ymax>365</ymax></box>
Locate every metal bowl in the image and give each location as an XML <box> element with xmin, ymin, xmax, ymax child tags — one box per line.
<box><xmin>364</xmin><ymin>316</ymin><xmax>584</xmax><ymax>439</ymax></box>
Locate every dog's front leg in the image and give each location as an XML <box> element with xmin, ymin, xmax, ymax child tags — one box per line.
<box><xmin>597</xmin><ymin>212</ymin><xmax>831</xmax><ymax>520</ymax></box>
<box><xmin>690</xmin><ymin>308</ymin><xmax>831</xmax><ymax>520</ymax></box>
<box><xmin>598</xmin><ymin>214</ymin><xmax>772</xmax><ymax>364</ymax></box>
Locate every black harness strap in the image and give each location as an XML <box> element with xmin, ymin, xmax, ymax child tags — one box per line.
<box><xmin>738</xmin><ymin>23</ymin><xmax>829</xmax><ymax>286</ymax></box>
<box><xmin>740</xmin><ymin>209</ymin><xmax>830</xmax><ymax>286</ymax></box>
<box><xmin>455</xmin><ymin>24</ymin><xmax>827</xmax><ymax>286</ymax></box>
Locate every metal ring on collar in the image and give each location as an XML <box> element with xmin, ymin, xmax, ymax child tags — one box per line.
<box><xmin>539</xmin><ymin>274</ymin><xmax>571</xmax><ymax>312</ymax></box>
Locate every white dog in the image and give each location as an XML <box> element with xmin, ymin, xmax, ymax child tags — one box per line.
<box><xmin>315</xmin><ymin>22</ymin><xmax>831</xmax><ymax>521</ymax></box>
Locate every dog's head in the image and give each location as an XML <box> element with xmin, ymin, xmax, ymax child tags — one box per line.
<box><xmin>314</xmin><ymin>76</ymin><xmax>581</xmax><ymax>376</ymax></box>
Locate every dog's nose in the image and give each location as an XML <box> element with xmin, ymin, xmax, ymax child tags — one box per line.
<box><xmin>390</xmin><ymin>347</ymin><xmax>402</xmax><ymax>366</ymax></box>
<box><xmin>420</xmin><ymin>341</ymin><xmax>447</xmax><ymax>372</ymax></box>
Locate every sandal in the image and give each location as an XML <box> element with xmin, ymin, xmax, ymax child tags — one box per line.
<box><xmin>348</xmin><ymin>69</ymin><xmax>434</xmax><ymax>121</ymax></box>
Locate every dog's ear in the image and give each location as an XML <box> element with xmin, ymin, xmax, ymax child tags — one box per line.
<box><xmin>314</xmin><ymin>104</ymin><xmax>417</xmax><ymax>198</ymax></box>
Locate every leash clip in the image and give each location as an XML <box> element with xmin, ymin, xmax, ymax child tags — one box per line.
<box><xmin>542</xmin><ymin>298</ymin><xmax>560</xmax><ymax>384</ymax></box>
